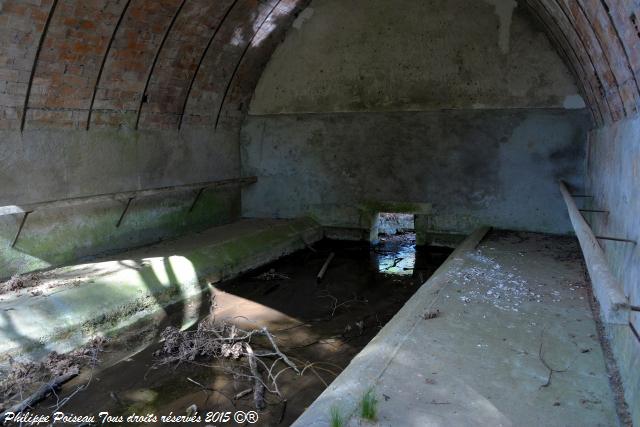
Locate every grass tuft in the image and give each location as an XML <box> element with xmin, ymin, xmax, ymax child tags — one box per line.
<box><xmin>360</xmin><ymin>387</ymin><xmax>378</xmax><ymax>421</ymax></box>
<box><xmin>330</xmin><ymin>405</ymin><xmax>345</xmax><ymax>427</ymax></box>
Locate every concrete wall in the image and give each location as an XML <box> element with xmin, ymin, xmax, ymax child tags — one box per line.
<box><xmin>242</xmin><ymin>0</ymin><xmax>590</xmax><ymax>237</ymax></box>
<box><xmin>242</xmin><ymin>110</ymin><xmax>588</xmax><ymax>236</ymax></box>
<box><xmin>0</xmin><ymin>0</ymin><xmax>310</xmax><ymax>278</ymax></box>
<box><xmin>0</xmin><ymin>128</ymin><xmax>241</xmax><ymax>278</ymax></box>
<box><xmin>250</xmin><ymin>0</ymin><xmax>584</xmax><ymax>115</ymax></box>
<box><xmin>587</xmin><ymin>116</ymin><xmax>640</xmax><ymax>424</ymax></box>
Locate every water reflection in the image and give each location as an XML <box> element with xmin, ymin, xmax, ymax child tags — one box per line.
<box><xmin>373</xmin><ymin>233</ymin><xmax>417</xmax><ymax>276</ymax></box>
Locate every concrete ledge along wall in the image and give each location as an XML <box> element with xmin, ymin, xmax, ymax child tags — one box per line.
<box><xmin>0</xmin><ymin>128</ymin><xmax>241</xmax><ymax>278</ymax></box>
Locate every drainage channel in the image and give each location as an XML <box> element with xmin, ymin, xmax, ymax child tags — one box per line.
<box><xmin>3</xmin><ymin>237</ymin><xmax>451</xmax><ymax>426</ymax></box>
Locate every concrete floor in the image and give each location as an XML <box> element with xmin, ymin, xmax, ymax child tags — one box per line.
<box><xmin>294</xmin><ymin>229</ymin><xmax>620</xmax><ymax>427</ymax></box>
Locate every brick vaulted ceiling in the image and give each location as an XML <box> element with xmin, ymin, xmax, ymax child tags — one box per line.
<box><xmin>0</xmin><ymin>0</ymin><xmax>639</xmax><ymax>132</ymax></box>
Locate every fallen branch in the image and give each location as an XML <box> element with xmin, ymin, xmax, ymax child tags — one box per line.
<box><xmin>382</xmin><ymin>257</ymin><xmax>404</xmax><ymax>271</ymax></box>
<box><xmin>316</xmin><ymin>252</ymin><xmax>335</xmax><ymax>283</ymax></box>
<box><xmin>428</xmin><ymin>400</ymin><xmax>451</xmax><ymax>405</ymax></box>
<box><xmin>244</xmin><ymin>344</ymin><xmax>266</xmax><ymax>410</ymax></box>
<box><xmin>316</xmin><ymin>291</ymin><xmax>368</xmax><ymax>318</ymax></box>
<box><xmin>234</xmin><ymin>388</ymin><xmax>252</xmax><ymax>400</ymax></box>
<box><xmin>261</xmin><ymin>327</ymin><xmax>299</xmax><ymax>374</ymax></box>
<box><xmin>300</xmin><ymin>237</ymin><xmax>317</xmax><ymax>253</ymax></box>
<box><xmin>154</xmin><ymin>311</ymin><xmax>298</xmax><ymax>411</ymax></box>
<box><xmin>538</xmin><ymin>331</ymin><xmax>569</xmax><ymax>389</ymax></box>
<box><xmin>253</xmin><ymin>269</ymin><xmax>290</xmax><ymax>281</ymax></box>
<box><xmin>279</xmin><ymin>399</ymin><xmax>288</xmax><ymax>424</ymax></box>
<box><xmin>0</xmin><ymin>371</ymin><xmax>77</xmax><ymax>422</ymax></box>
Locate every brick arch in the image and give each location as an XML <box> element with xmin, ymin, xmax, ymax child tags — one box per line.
<box><xmin>525</xmin><ymin>0</ymin><xmax>640</xmax><ymax>127</ymax></box>
<box><xmin>1</xmin><ymin>0</ymin><xmax>640</xmax><ymax>132</ymax></box>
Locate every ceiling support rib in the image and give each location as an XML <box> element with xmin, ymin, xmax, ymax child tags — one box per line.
<box><xmin>551</xmin><ymin>0</ymin><xmax>616</xmax><ymax>121</ymax></box>
<box><xmin>178</xmin><ymin>0</ymin><xmax>240</xmax><ymax>130</ymax></box>
<box><xmin>527</xmin><ymin>0</ymin><xmax>607</xmax><ymax>124</ymax></box>
<box><xmin>19</xmin><ymin>0</ymin><xmax>59</xmax><ymax>132</ymax></box>
<box><xmin>134</xmin><ymin>0</ymin><xmax>187</xmax><ymax>130</ymax></box>
<box><xmin>214</xmin><ymin>0</ymin><xmax>282</xmax><ymax>130</ymax></box>
<box><xmin>598</xmin><ymin>0</ymin><xmax>640</xmax><ymax>104</ymax></box>
<box><xmin>86</xmin><ymin>0</ymin><xmax>132</xmax><ymax>131</ymax></box>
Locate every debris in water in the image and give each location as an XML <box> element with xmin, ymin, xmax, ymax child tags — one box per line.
<box><xmin>154</xmin><ymin>302</ymin><xmax>299</xmax><ymax>410</ymax></box>
<box><xmin>254</xmin><ymin>268</ymin><xmax>290</xmax><ymax>281</ymax></box>
<box><xmin>317</xmin><ymin>252</ymin><xmax>335</xmax><ymax>283</ymax></box>
<box><xmin>0</xmin><ymin>337</ymin><xmax>106</xmax><ymax>421</ymax></box>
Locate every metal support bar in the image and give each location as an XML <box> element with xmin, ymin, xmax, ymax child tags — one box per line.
<box><xmin>11</xmin><ymin>211</ymin><xmax>32</xmax><ymax>248</ymax></box>
<box><xmin>116</xmin><ymin>197</ymin><xmax>134</xmax><ymax>228</ymax></box>
<box><xmin>630</xmin><ymin>305</ymin><xmax>640</xmax><ymax>312</ymax></box>
<box><xmin>571</xmin><ymin>195</ymin><xmax>593</xmax><ymax>198</ymax></box>
<box><xmin>595</xmin><ymin>236</ymin><xmax>637</xmax><ymax>244</ymax></box>
<box><xmin>580</xmin><ymin>209</ymin><xmax>608</xmax><ymax>213</ymax></box>
<box><xmin>631</xmin><ymin>322</ymin><xmax>640</xmax><ymax>343</ymax></box>
<box><xmin>188</xmin><ymin>188</ymin><xmax>205</xmax><ymax>213</ymax></box>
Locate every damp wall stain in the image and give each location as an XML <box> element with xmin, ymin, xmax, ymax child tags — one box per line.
<box><xmin>250</xmin><ymin>0</ymin><xmax>581</xmax><ymax>115</ymax></box>
<box><xmin>241</xmin><ymin>109</ymin><xmax>590</xmax><ymax>236</ymax></box>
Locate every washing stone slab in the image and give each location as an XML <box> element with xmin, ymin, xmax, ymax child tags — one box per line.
<box><xmin>0</xmin><ymin>217</ymin><xmax>322</xmax><ymax>362</ymax></box>
<box><xmin>293</xmin><ymin>228</ymin><xmax>620</xmax><ymax>427</ymax></box>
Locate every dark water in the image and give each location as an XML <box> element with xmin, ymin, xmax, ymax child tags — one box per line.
<box><xmin>28</xmin><ymin>236</ymin><xmax>451</xmax><ymax>426</ymax></box>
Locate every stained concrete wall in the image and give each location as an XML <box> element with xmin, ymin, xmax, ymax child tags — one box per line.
<box><xmin>242</xmin><ymin>0</ymin><xmax>590</xmax><ymax>237</ymax></box>
<box><xmin>250</xmin><ymin>0</ymin><xmax>584</xmax><ymax>114</ymax></box>
<box><xmin>242</xmin><ymin>110</ymin><xmax>588</xmax><ymax>236</ymax></box>
<box><xmin>0</xmin><ymin>128</ymin><xmax>241</xmax><ymax>278</ymax></box>
<box><xmin>587</xmin><ymin>116</ymin><xmax>640</xmax><ymax>424</ymax></box>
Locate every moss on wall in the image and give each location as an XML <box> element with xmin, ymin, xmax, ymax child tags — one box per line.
<box><xmin>0</xmin><ymin>188</ymin><xmax>240</xmax><ymax>278</ymax></box>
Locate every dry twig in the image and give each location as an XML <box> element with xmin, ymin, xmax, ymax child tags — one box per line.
<box><xmin>154</xmin><ymin>312</ymin><xmax>299</xmax><ymax>411</ymax></box>
<box><xmin>538</xmin><ymin>331</ymin><xmax>569</xmax><ymax>388</ymax></box>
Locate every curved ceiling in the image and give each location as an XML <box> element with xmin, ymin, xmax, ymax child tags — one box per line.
<box><xmin>0</xmin><ymin>0</ymin><xmax>638</xmax><ymax>131</ymax></box>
